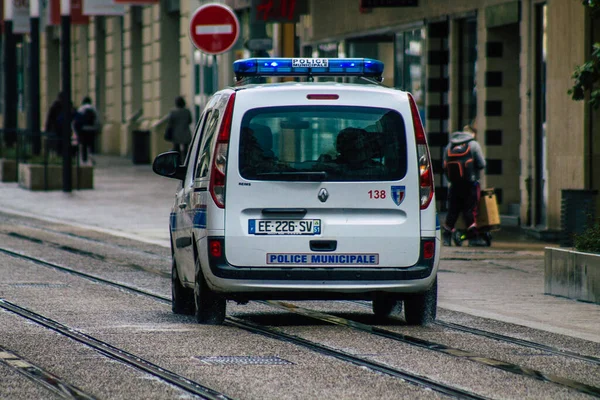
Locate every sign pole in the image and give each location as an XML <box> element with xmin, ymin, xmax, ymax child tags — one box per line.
<box><xmin>213</xmin><ymin>55</ymin><xmax>218</xmax><ymax>93</ymax></box>
<box><xmin>3</xmin><ymin>1</ymin><xmax>18</xmax><ymax>149</ymax></box>
<box><xmin>30</xmin><ymin>0</ymin><xmax>42</xmax><ymax>156</ymax></box>
<box><xmin>61</xmin><ymin>0</ymin><xmax>72</xmax><ymax>192</ymax></box>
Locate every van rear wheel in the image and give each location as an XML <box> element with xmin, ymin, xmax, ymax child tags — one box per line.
<box><xmin>171</xmin><ymin>258</ymin><xmax>194</xmax><ymax>315</ymax></box>
<box><xmin>194</xmin><ymin>257</ymin><xmax>226</xmax><ymax>325</ymax></box>
<box><xmin>404</xmin><ymin>279</ymin><xmax>437</xmax><ymax>325</ymax></box>
<box><xmin>372</xmin><ymin>294</ymin><xmax>402</xmax><ymax>318</ymax></box>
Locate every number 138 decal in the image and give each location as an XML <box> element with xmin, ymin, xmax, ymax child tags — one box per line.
<box><xmin>368</xmin><ymin>190</ymin><xmax>386</xmax><ymax>199</ymax></box>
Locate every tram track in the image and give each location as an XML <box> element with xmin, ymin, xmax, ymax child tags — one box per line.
<box><xmin>2</xmin><ymin>236</ymin><xmax>600</xmax><ymax>398</ymax></box>
<box><xmin>5</xmin><ymin>230</ymin><xmax>169</xmax><ymax>278</ymax></box>
<box><xmin>0</xmin><ymin>345</ymin><xmax>97</xmax><ymax>400</ymax></box>
<box><xmin>0</xmin><ymin>246</ymin><xmax>488</xmax><ymax>399</ymax></box>
<box><xmin>261</xmin><ymin>300</ymin><xmax>600</xmax><ymax>397</ymax></box>
<box><xmin>347</xmin><ymin>300</ymin><xmax>600</xmax><ymax>366</ymax></box>
<box><xmin>0</xmin><ymin>299</ymin><xmax>232</xmax><ymax>400</ymax></box>
<box><xmin>2</xmin><ymin>229</ymin><xmax>598</xmax><ymax>368</ymax></box>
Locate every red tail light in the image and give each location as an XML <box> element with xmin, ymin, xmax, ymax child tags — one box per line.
<box><xmin>408</xmin><ymin>93</ymin><xmax>434</xmax><ymax>210</ymax></box>
<box><xmin>210</xmin><ymin>93</ymin><xmax>236</xmax><ymax>208</ymax></box>
<box><xmin>423</xmin><ymin>240</ymin><xmax>435</xmax><ymax>259</ymax></box>
<box><xmin>209</xmin><ymin>239</ymin><xmax>222</xmax><ymax>258</ymax></box>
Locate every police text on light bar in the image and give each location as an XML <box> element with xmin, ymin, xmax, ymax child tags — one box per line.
<box><xmin>233</xmin><ymin>58</ymin><xmax>385</xmax><ymax>80</ymax></box>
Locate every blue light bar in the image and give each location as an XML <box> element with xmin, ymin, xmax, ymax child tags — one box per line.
<box><xmin>233</xmin><ymin>58</ymin><xmax>384</xmax><ymax>80</ymax></box>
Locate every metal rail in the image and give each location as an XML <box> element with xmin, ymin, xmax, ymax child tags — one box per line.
<box><xmin>0</xmin><ymin>345</ymin><xmax>96</xmax><ymax>400</ymax></box>
<box><xmin>349</xmin><ymin>300</ymin><xmax>600</xmax><ymax>366</ymax></box>
<box><xmin>4</xmin><ymin>241</ymin><xmax>600</xmax><ymax>398</ymax></box>
<box><xmin>266</xmin><ymin>300</ymin><xmax>600</xmax><ymax>398</ymax></box>
<box><xmin>1</xmin><ymin>246</ymin><xmax>488</xmax><ymax>399</ymax></box>
<box><xmin>0</xmin><ymin>299</ymin><xmax>231</xmax><ymax>400</ymax></box>
<box><xmin>225</xmin><ymin>317</ymin><xmax>487</xmax><ymax>400</ymax></box>
<box><xmin>434</xmin><ymin>320</ymin><xmax>600</xmax><ymax>366</ymax></box>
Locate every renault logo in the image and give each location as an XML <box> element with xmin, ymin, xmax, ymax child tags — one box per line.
<box><xmin>318</xmin><ymin>188</ymin><xmax>329</xmax><ymax>203</ymax></box>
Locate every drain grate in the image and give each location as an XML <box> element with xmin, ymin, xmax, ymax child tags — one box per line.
<box><xmin>195</xmin><ymin>356</ymin><xmax>293</xmax><ymax>366</ymax></box>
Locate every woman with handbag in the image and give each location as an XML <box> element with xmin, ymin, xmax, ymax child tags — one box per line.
<box><xmin>165</xmin><ymin>96</ymin><xmax>193</xmax><ymax>160</ymax></box>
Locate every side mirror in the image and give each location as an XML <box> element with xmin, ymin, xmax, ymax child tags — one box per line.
<box><xmin>152</xmin><ymin>151</ymin><xmax>186</xmax><ymax>180</ymax></box>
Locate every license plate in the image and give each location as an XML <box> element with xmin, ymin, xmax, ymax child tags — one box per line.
<box><xmin>248</xmin><ymin>219</ymin><xmax>321</xmax><ymax>235</ymax></box>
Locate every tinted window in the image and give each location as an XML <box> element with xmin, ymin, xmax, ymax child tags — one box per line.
<box><xmin>195</xmin><ymin>110</ymin><xmax>220</xmax><ymax>179</ymax></box>
<box><xmin>238</xmin><ymin>106</ymin><xmax>407</xmax><ymax>181</ymax></box>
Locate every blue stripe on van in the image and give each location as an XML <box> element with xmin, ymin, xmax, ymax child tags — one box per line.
<box><xmin>193</xmin><ymin>207</ymin><xmax>207</xmax><ymax>229</ymax></box>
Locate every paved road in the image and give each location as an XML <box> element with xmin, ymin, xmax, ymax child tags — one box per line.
<box><xmin>1</xmin><ymin>217</ymin><xmax>599</xmax><ymax>399</ymax></box>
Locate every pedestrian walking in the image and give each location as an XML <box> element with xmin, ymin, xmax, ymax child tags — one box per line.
<box><xmin>73</xmin><ymin>96</ymin><xmax>102</xmax><ymax>165</ymax></box>
<box><xmin>165</xmin><ymin>96</ymin><xmax>193</xmax><ymax>160</ymax></box>
<box><xmin>442</xmin><ymin>123</ymin><xmax>487</xmax><ymax>246</ymax></box>
<box><xmin>44</xmin><ymin>92</ymin><xmax>65</xmax><ymax>154</ymax></box>
<box><xmin>46</xmin><ymin>92</ymin><xmax>77</xmax><ymax>156</ymax></box>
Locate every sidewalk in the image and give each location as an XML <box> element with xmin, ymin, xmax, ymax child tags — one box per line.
<box><xmin>0</xmin><ymin>155</ymin><xmax>598</xmax><ymax>342</ymax></box>
<box><xmin>0</xmin><ymin>155</ymin><xmax>177</xmax><ymax>248</ymax></box>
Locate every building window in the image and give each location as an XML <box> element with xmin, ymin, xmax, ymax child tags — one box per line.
<box><xmin>457</xmin><ymin>17</ymin><xmax>477</xmax><ymax>130</ymax></box>
<box><xmin>395</xmin><ymin>27</ymin><xmax>426</xmax><ymax>124</ymax></box>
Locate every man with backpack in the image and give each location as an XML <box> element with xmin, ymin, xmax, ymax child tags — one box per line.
<box><xmin>442</xmin><ymin>124</ymin><xmax>487</xmax><ymax>246</ymax></box>
<box><xmin>73</xmin><ymin>96</ymin><xmax>101</xmax><ymax>165</ymax></box>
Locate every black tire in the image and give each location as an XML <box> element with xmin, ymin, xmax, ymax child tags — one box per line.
<box><xmin>404</xmin><ymin>279</ymin><xmax>437</xmax><ymax>325</ymax></box>
<box><xmin>194</xmin><ymin>256</ymin><xmax>226</xmax><ymax>325</ymax></box>
<box><xmin>372</xmin><ymin>294</ymin><xmax>402</xmax><ymax>318</ymax></box>
<box><xmin>171</xmin><ymin>258</ymin><xmax>194</xmax><ymax>315</ymax></box>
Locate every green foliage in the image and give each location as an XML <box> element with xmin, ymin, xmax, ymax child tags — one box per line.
<box><xmin>574</xmin><ymin>220</ymin><xmax>600</xmax><ymax>254</ymax></box>
<box><xmin>25</xmin><ymin>155</ymin><xmax>65</xmax><ymax>165</ymax></box>
<box><xmin>569</xmin><ymin>44</ymin><xmax>600</xmax><ymax>109</ymax></box>
<box><xmin>569</xmin><ymin>1</ymin><xmax>600</xmax><ymax>109</ymax></box>
<box><xmin>581</xmin><ymin>0</ymin><xmax>600</xmax><ymax>15</ymax></box>
<box><xmin>0</xmin><ymin>147</ymin><xmax>17</xmax><ymax>159</ymax></box>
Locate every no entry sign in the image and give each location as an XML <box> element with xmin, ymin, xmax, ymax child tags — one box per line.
<box><xmin>189</xmin><ymin>3</ymin><xmax>240</xmax><ymax>55</ymax></box>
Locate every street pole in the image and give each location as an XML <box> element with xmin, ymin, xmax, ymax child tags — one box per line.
<box><xmin>30</xmin><ymin>0</ymin><xmax>41</xmax><ymax>155</ymax></box>
<box><xmin>3</xmin><ymin>1</ymin><xmax>18</xmax><ymax>149</ymax></box>
<box><xmin>213</xmin><ymin>55</ymin><xmax>218</xmax><ymax>94</ymax></box>
<box><xmin>61</xmin><ymin>0</ymin><xmax>72</xmax><ymax>192</ymax></box>
<box><xmin>249</xmin><ymin>18</ymin><xmax>268</xmax><ymax>85</ymax></box>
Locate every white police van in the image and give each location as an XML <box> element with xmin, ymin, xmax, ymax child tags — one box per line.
<box><xmin>153</xmin><ymin>58</ymin><xmax>440</xmax><ymax>325</ymax></box>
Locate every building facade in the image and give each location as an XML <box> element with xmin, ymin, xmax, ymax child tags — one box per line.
<box><xmin>2</xmin><ymin>0</ymin><xmax>599</xmax><ymax>238</ymax></box>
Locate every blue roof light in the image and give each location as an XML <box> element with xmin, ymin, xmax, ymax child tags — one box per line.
<box><xmin>233</xmin><ymin>58</ymin><xmax>384</xmax><ymax>81</ymax></box>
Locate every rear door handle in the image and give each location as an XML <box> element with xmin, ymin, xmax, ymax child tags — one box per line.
<box><xmin>310</xmin><ymin>240</ymin><xmax>337</xmax><ymax>252</ymax></box>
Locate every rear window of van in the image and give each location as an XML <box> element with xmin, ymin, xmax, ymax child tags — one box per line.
<box><xmin>238</xmin><ymin>106</ymin><xmax>407</xmax><ymax>182</ymax></box>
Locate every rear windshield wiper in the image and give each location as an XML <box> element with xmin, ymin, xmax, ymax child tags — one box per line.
<box><xmin>255</xmin><ymin>171</ymin><xmax>328</xmax><ymax>182</ymax></box>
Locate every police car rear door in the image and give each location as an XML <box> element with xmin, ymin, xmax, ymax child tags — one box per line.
<box><xmin>223</xmin><ymin>85</ymin><xmax>422</xmax><ymax>268</ymax></box>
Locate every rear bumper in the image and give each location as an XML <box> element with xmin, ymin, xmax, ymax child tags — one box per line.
<box><xmin>203</xmin><ymin>236</ymin><xmax>439</xmax><ymax>294</ymax></box>
<box><xmin>209</xmin><ymin>262</ymin><xmax>434</xmax><ymax>281</ymax></box>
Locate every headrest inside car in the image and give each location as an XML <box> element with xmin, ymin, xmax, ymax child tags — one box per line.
<box><xmin>249</xmin><ymin>123</ymin><xmax>273</xmax><ymax>151</ymax></box>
